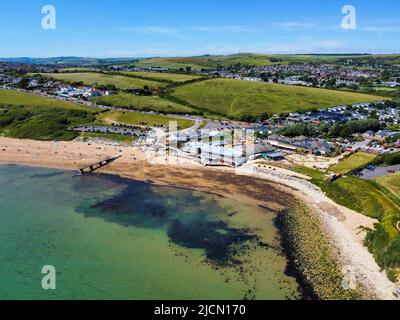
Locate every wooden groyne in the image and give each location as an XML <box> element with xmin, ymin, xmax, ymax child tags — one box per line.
<box><xmin>78</xmin><ymin>155</ymin><xmax>121</xmax><ymax>175</ymax></box>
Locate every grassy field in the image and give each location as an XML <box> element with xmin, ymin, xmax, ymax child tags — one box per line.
<box><xmin>120</xmin><ymin>71</ymin><xmax>204</xmax><ymax>83</ymax></box>
<box><xmin>136</xmin><ymin>54</ymin><xmax>370</xmax><ymax>70</ymax></box>
<box><xmin>36</xmin><ymin>72</ymin><xmax>166</xmax><ymax>89</ymax></box>
<box><xmin>375</xmin><ymin>173</ymin><xmax>400</xmax><ymax>199</ymax></box>
<box><xmin>97</xmin><ymin>110</ymin><xmax>194</xmax><ymax>129</ymax></box>
<box><xmin>293</xmin><ymin>165</ymin><xmax>400</xmax><ymax>274</ymax></box>
<box><xmin>136</xmin><ymin>57</ymin><xmax>212</xmax><ymax>71</ymax></box>
<box><xmin>0</xmin><ymin>89</ymin><xmax>104</xmax><ymax>141</ymax></box>
<box><xmin>331</xmin><ymin>152</ymin><xmax>377</xmax><ymax>175</ymax></box>
<box><xmin>80</xmin><ymin>132</ymin><xmax>136</xmax><ymax>143</ymax></box>
<box><xmin>172</xmin><ymin>78</ymin><xmax>384</xmax><ymax>118</ymax></box>
<box><xmin>92</xmin><ymin>93</ymin><xmax>196</xmax><ymax>114</ymax></box>
<box><xmin>0</xmin><ymin>105</ymin><xmax>96</xmax><ymax>141</ymax></box>
<box><xmin>58</xmin><ymin>67</ymin><xmax>95</xmax><ymax>72</ymax></box>
<box><xmin>295</xmin><ymin>166</ymin><xmax>399</xmax><ymax>220</ymax></box>
<box><xmin>0</xmin><ymin>89</ymin><xmax>97</xmax><ymax>112</ymax></box>
<box><xmin>340</xmin><ymin>54</ymin><xmax>400</xmax><ymax>66</ymax></box>
<box><xmin>207</xmin><ymin>54</ymin><xmax>364</xmax><ymax>67</ymax></box>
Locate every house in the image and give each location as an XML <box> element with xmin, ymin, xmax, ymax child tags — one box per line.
<box><xmin>83</xmin><ymin>88</ymin><xmax>102</xmax><ymax>98</ymax></box>
<box><xmin>375</xmin><ymin>130</ymin><xmax>400</xmax><ymax>141</ymax></box>
<box><xmin>264</xmin><ymin>151</ymin><xmax>285</xmax><ymax>161</ymax></box>
<box><xmin>268</xmin><ymin>135</ymin><xmax>298</xmax><ymax>151</ymax></box>
<box><xmin>362</xmin><ymin>130</ymin><xmax>375</xmax><ymax>139</ymax></box>
<box><xmin>268</xmin><ymin>135</ymin><xmax>333</xmax><ymax>155</ymax></box>
<box><xmin>311</xmin><ymin>140</ymin><xmax>332</xmax><ymax>155</ymax></box>
<box><xmin>28</xmin><ymin>79</ymin><xmax>40</xmax><ymax>88</ymax></box>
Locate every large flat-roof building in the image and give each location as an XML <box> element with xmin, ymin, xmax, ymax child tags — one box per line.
<box><xmin>182</xmin><ymin>141</ymin><xmax>277</xmax><ymax>167</ymax></box>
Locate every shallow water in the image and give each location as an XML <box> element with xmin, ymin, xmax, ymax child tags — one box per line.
<box><xmin>0</xmin><ymin>165</ymin><xmax>300</xmax><ymax>300</ymax></box>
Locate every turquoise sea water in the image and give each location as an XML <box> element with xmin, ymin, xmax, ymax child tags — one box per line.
<box><xmin>0</xmin><ymin>165</ymin><xmax>300</xmax><ymax>300</ymax></box>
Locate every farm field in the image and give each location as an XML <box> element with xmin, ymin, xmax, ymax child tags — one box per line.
<box><xmin>121</xmin><ymin>71</ymin><xmax>204</xmax><ymax>83</ymax></box>
<box><xmin>35</xmin><ymin>72</ymin><xmax>166</xmax><ymax>89</ymax></box>
<box><xmin>375</xmin><ymin>172</ymin><xmax>400</xmax><ymax>199</ymax></box>
<box><xmin>136</xmin><ymin>54</ymin><xmax>370</xmax><ymax>70</ymax></box>
<box><xmin>342</xmin><ymin>54</ymin><xmax>400</xmax><ymax>66</ymax></box>
<box><xmin>136</xmin><ymin>57</ymin><xmax>212</xmax><ymax>71</ymax></box>
<box><xmin>58</xmin><ymin>67</ymin><xmax>95</xmax><ymax>72</ymax></box>
<box><xmin>207</xmin><ymin>54</ymin><xmax>365</xmax><ymax>66</ymax></box>
<box><xmin>331</xmin><ymin>152</ymin><xmax>377</xmax><ymax>175</ymax></box>
<box><xmin>172</xmin><ymin>78</ymin><xmax>384</xmax><ymax>118</ymax></box>
<box><xmin>92</xmin><ymin>93</ymin><xmax>196</xmax><ymax>114</ymax></box>
<box><xmin>0</xmin><ymin>89</ymin><xmax>97</xmax><ymax>112</ymax></box>
<box><xmin>97</xmin><ymin>110</ymin><xmax>194</xmax><ymax>129</ymax></box>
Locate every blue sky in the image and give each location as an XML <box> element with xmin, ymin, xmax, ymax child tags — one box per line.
<box><xmin>1</xmin><ymin>0</ymin><xmax>400</xmax><ymax>57</ymax></box>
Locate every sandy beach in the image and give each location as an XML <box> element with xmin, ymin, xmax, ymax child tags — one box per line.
<box><xmin>0</xmin><ymin>136</ymin><xmax>397</xmax><ymax>300</ymax></box>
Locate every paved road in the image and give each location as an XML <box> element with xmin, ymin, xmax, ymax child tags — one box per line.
<box><xmin>359</xmin><ymin>164</ymin><xmax>400</xmax><ymax>179</ymax></box>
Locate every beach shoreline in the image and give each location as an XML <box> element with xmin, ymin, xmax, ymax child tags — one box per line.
<box><xmin>0</xmin><ymin>136</ymin><xmax>397</xmax><ymax>300</ymax></box>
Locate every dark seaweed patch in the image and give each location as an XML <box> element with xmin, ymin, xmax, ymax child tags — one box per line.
<box><xmin>30</xmin><ymin>171</ymin><xmax>64</xmax><ymax>179</ymax></box>
<box><xmin>75</xmin><ymin>176</ymin><xmax>264</xmax><ymax>266</ymax></box>
<box><xmin>168</xmin><ymin>218</ymin><xmax>258</xmax><ymax>266</ymax></box>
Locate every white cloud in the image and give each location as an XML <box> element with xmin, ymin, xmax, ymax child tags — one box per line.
<box><xmin>118</xmin><ymin>26</ymin><xmax>178</xmax><ymax>35</ymax></box>
<box><xmin>258</xmin><ymin>39</ymin><xmax>345</xmax><ymax>54</ymax></box>
<box><xmin>105</xmin><ymin>38</ymin><xmax>346</xmax><ymax>58</ymax></box>
<box><xmin>271</xmin><ymin>21</ymin><xmax>317</xmax><ymax>30</ymax></box>
<box><xmin>361</xmin><ymin>26</ymin><xmax>400</xmax><ymax>32</ymax></box>
<box><xmin>190</xmin><ymin>25</ymin><xmax>260</xmax><ymax>33</ymax></box>
<box><xmin>106</xmin><ymin>49</ymin><xmax>139</xmax><ymax>57</ymax></box>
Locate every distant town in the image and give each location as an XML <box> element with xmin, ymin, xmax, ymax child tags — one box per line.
<box><xmin>1</xmin><ymin>56</ymin><xmax>399</xmax><ymax>171</ymax></box>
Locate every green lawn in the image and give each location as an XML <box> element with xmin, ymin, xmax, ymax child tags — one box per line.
<box><xmin>80</xmin><ymin>132</ymin><xmax>136</xmax><ymax>143</ymax></box>
<box><xmin>331</xmin><ymin>152</ymin><xmax>377</xmax><ymax>175</ymax></box>
<box><xmin>121</xmin><ymin>71</ymin><xmax>204</xmax><ymax>83</ymax></box>
<box><xmin>0</xmin><ymin>89</ymin><xmax>97</xmax><ymax>112</ymax></box>
<box><xmin>375</xmin><ymin>172</ymin><xmax>400</xmax><ymax>199</ymax></box>
<box><xmin>136</xmin><ymin>54</ymin><xmax>370</xmax><ymax>70</ymax></box>
<box><xmin>136</xmin><ymin>57</ymin><xmax>215</xmax><ymax>71</ymax></box>
<box><xmin>172</xmin><ymin>78</ymin><xmax>384</xmax><ymax>118</ymax></box>
<box><xmin>0</xmin><ymin>105</ymin><xmax>96</xmax><ymax>141</ymax></box>
<box><xmin>329</xmin><ymin>176</ymin><xmax>399</xmax><ymax>220</ymax></box>
<box><xmin>35</xmin><ymin>72</ymin><xmax>166</xmax><ymax>89</ymax></box>
<box><xmin>294</xmin><ymin>166</ymin><xmax>399</xmax><ymax>220</ymax></box>
<box><xmin>97</xmin><ymin>110</ymin><xmax>194</xmax><ymax>129</ymax></box>
<box><xmin>92</xmin><ymin>93</ymin><xmax>196</xmax><ymax>114</ymax></box>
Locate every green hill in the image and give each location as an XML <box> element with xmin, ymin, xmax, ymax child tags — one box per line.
<box><xmin>136</xmin><ymin>53</ymin><xmax>371</xmax><ymax>70</ymax></box>
<box><xmin>171</xmin><ymin>78</ymin><xmax>384</xmax><ymax>119</ymax></box>
<box><xmin>0</xmin><ymin>89</ymin><xmax>97</xmax><ymax>112</ymax></box>
<box><xmin>92</xmin><ymin>93</ymin><xmax>196</xmax><ymax>114</ymax></box>
<box><xmin>36</xmin><ymin>72</ymin><xmax>166</xmax><ymax>89</ymax></box>
<box><xmin>119</xmin><ymin>71</ymin><xmax>204</xmax><ymax>83</ymax></box>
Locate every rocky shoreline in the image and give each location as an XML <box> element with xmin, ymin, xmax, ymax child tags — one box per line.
<box><xmin>275</xmin><ymin>203</ymin><xmax>365</xmax><ymax>300</ymax></box>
